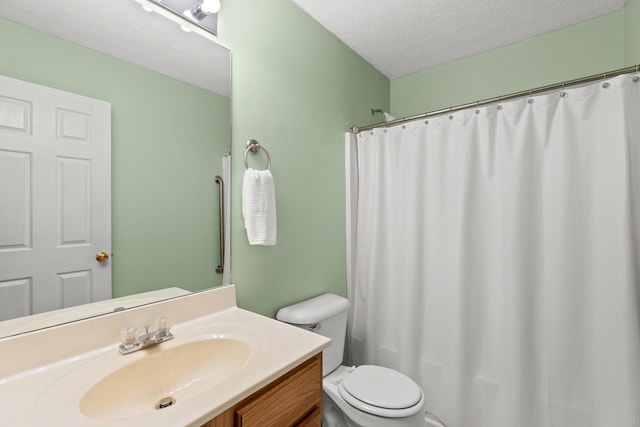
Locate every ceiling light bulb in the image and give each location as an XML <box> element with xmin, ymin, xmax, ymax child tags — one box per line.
<box><xmin>200</xmin><ymin>0</ymin><xmax>220</xmax><ymax>14</ymax></box>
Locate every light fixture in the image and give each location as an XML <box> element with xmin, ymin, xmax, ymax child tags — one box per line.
<box><xmin>132</xmin><ymin>0</ymin><xmax>219</xmax><ymax>41</ymax></box>
<box><xmin>201</xmin><ymin>0</ymin><xmax>221</xmax><ymax>14</ymax></box>
<box><xmin>189</xmin><ymin>0</ymin><xmax>220</xmax><ymax>21</ymax></box>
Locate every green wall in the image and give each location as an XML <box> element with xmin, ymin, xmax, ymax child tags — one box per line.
<box><xmin>218</xmin><ymin>0</ymin><xmax>389</xmax><ymax>316</ymax></box>
<box><xmin>0</xmin><ymin>18</ymin><xmax>231</xmax><ymax>297</ymax></box>
<box><xmin>626</xmin><ymin>0</ymin><xmax>640</xmax><ymax>65</ymax></box>
<box><xmin>218</xmin><ymin>1</ymin><xmax>638</xmax><ymax>318</ymax></box>
<box><xmin>4</xmin><ymin>0</ymin><xmax>636</xmax><ymax>320</ymax></box>
<box><xmin>391</xmin><ymin>11</ymin><xmax>626</xmax><ymax>117</ymax></box>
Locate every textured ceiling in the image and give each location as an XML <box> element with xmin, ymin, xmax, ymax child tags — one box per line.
<box><xmin>0</xmin><ymin>1</ymin><xmax>628</xmax><ymax>91</ymax></box>
<box><xmin>293</xmin><ymin>0</ymin><xmax>627</xmax><ymax>79</ymax></box>
<box><xmin>0</xmin><ymin>0</ymin><xmax>230</xmax><ymax>96</ymax></box>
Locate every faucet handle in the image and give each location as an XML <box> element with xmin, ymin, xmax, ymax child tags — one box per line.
<box><xmin>120</xmin><ymin>326</ymin><xmax>138</xmax><ymax>348</ymax></box>
<box><xmin>157</xmin><ymin>317</ymin><xmax>172</xmax><ymax>337</ymax></box>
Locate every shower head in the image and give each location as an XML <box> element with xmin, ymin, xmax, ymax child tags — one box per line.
<box><xmin>370</xmin><ymin>108</ymin><xmax>396</xmax><ymax>122</ymax></box>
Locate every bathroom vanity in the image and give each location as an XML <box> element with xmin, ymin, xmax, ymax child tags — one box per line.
<box><xmin>201</xmin><ymin>353</ymin><xmax>322</xmax><ymax>426</ymax></box>
<box><xmin>0</xmin><ymin>285</ymin><xmax>329</xmax><ymax>426</ymax></box>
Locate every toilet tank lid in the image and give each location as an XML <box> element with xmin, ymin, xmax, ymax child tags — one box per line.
<box><xmin>276</xmin><ymin>293</ymin><xmax>350</xmax><ymax>324</ymax></box>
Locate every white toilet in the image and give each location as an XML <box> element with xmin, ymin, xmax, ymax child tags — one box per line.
<box><xmin>277</xmin><ymin>293</ymin><xmax>426</xmax><ymax>427</ymax></box>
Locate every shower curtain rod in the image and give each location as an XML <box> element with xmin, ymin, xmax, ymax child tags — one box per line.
<box><xmin>349</xmin><ymin>64</ymin><xmax>640</xmax><ymax>134</ymax></box>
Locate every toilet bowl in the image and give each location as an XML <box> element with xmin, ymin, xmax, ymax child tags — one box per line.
<box><xmin>323</xmin><ymin>365</ymin><xmax>425</xmax><ymax>427</ymax></box>
<box><xmin>276</xmin><ymin>293</ymin><xmax>426</xmax><ymax>427</ymax></box>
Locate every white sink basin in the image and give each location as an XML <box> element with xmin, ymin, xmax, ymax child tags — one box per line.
<box><xmin>80</xmin><ymin>338</ymin><xmax>250</xmax><ymax>420</ymax></box>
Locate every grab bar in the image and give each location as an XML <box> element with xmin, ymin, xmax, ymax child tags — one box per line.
<box><xmin>214</xmin><ymin>175</ymin><xmax>224</xmax><ymax>274</ymax></box>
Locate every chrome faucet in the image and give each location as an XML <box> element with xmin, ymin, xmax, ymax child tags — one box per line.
<box><xmin>119</xmin><ymin>317</ymin><xmax>173</xmax><ymax>355</ymax></box>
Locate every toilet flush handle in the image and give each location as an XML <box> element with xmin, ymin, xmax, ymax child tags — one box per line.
<box><xmin>309</xmin><ymin>323</ymin><xmax>321</xmax><ymax>332</ymax></box>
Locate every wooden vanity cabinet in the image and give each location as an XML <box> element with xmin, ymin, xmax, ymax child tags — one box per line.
<box><xmin>201</xmin><ymin>353</ymin><xmax>323</xmax><ymax>427</ymax></box>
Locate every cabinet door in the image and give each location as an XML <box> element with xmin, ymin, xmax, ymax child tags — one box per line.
<box><xmin>201</xmin><ymin>354</ymin><xmax>323</xmax><ymax>427</ymax></box>
<box><xmin>235</xmin><ymin>354</ymin><xmax>322</xmax><ymax>427</ymax></box>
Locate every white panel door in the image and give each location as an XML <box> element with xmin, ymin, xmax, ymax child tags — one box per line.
<box><xmin>0</xmin><ymin>75</ymin><xmax>111</xmax><ymax>321</ymax></box>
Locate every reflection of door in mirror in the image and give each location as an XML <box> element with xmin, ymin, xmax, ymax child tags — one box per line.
<box><xmin>0</xmin><ymin>75</ymin><xmax>111</xmax><ymax>321</ymax></box>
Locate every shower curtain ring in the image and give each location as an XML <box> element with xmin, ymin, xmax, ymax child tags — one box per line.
<box><xmin>560</xmin><ymin>82</ymin><xmax>568</xmax><ymax>98</ymax></box>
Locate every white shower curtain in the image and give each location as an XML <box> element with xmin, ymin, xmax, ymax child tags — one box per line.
<box><xmin>345</xmin><ymin>74</ymin><xmax>640</xmax><ymax>427</ymax></box>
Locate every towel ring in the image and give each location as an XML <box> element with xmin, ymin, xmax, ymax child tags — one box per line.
<box><xmin>244</xmin><ymin>139</ymin><xmax>271</xmax><ymax>170</ymax></box>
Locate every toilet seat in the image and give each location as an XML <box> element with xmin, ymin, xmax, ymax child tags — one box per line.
<box><xmin>337</xmin><ymin>365</ymin><xmax>424</xmax><ymax>418</ymax></box>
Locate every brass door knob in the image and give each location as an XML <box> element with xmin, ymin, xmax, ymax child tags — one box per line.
<box><xmin>96</xmin><ymin>251</ymin><xmax>110</xmax><ymax>263</ymax></box>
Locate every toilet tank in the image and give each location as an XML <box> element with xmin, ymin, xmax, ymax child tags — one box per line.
<box><xmin>276</xmin><ymin>293</ymin><xmax>350</xmax><ymax>376</ymax></box>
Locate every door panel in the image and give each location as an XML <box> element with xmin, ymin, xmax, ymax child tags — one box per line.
<box><xmin>0</xmin><ymin>278</ymin><xmax>31</xmax><ymax>320</ymax></box>
<box><xmin>57</xmin><ymin>156</ymin><xmax>91</xmax><ymax>245</ymax></box>
<box><xmin>0</xmin><ymin>150</ymin><xmax>31</xmax><ymax>250</ymax></box>
<box><xmin>0</xmin><ymin>75</ymin><xmax>111</xmax><ymax>321</ymax></box>
<box><xmin>0</xmin><ymin>95</ymin><xmax>31</xmax><ymax>134</ymax></box>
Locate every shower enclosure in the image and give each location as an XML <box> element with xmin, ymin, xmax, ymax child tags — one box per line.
<box><xmin>346</xmin><ymin>73</ymin><xmax>640</xmax><ymax>427</ymax></box>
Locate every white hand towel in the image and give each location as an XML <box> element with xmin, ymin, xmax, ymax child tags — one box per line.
<box><xmin>242</xmin><ymin>168</ymin><xmax>277</xmax><ymax>246</ymax></box>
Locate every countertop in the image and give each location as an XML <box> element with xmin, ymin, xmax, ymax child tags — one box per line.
<box><xmin>0</xmin><ymin>285</ymin><xmax>330</xmax><ymax>426</ymax></box>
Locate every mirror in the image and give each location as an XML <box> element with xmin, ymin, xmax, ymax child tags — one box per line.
<box><xmin>0</xmin><ymin>0</ymin><xmax>231</xmax><ymax>338</ymax></box>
